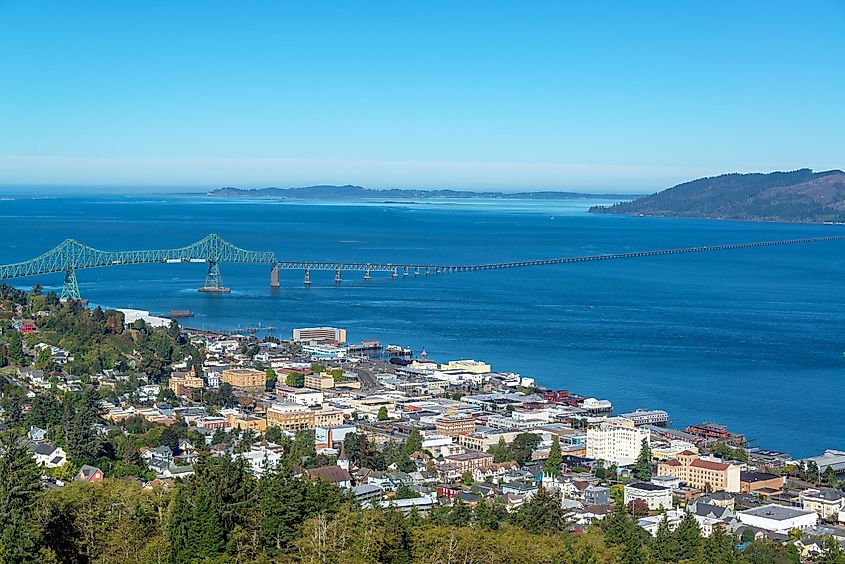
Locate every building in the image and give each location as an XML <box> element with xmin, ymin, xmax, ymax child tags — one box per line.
<box><xmin>225</xmin><ymin>412</ymin><xmax>268</xmax><ymax>433</ymax></box>
<box><xmin>293</xmin><ymin>326</ymin><xmax>346</xmax><ymax>343</ymax></box>
<box><xmin>221</xmin><ymin>368</ymin><xmax>266</xmax><ymax>392</ymax></box>
<box><xmin>266</xmin><ymin>403</ymin><xmax>314</xmax><ymax>432</ymax></box>
<box><xmin>276</xmin><ymin>385</ymin><xmax>324</xmax><ymax>407</ymax></box>
<box><xmin>740</xmin><ymin>471</ymin><xmax>785</xmax><ymax>494</ymax></box>
<box><xmin>444</xmin><ymin>452</ymin><xmax>494</xmax><ymax>473</ymax></box>
<box><xmin>117</xmin><ymin>308</ymin><xmax>172</xmax><ymax>328</ymax></box>
<box><xmin>169</xmin><ymin>370</ymin><xmax>205</xmax><ymax>395</ymax></box>
<box><xmin>800</xmin><ymin>489</ymin><xmax>845</xmax><ymax>520</ymax></box>
<box><xmin>803</xmin><ymin>450</ymin><xmax>845</xmax><ymax>479</ymax></box>
<box><xmin>304</xmin><ymin>373</ymin><xmax>335</xmax><ymax>390</ymax></box>
<box><xmin>28</xmin><ymin>442</ymin><xmax>68</xmax><ymax>468</ymax></box>
<box><xmin>586</xmin><ymin>417</ymin><xmax>650</xmax><ymax>466</ymax></box>
<box><xmin>657</xmin><ymin>451</ymin><xmax>741</xmax><ymax>493</ymax></box>
<box><xmin>738</xmin><ymin>504</ymin><xmax>818</xmax><ymax>533</ymax></box>
<box><xmin>624</xmin><ymin>482</ymin><xmax>673</xmax><ymax>511</ymax></box>
<box><xmin>76</xmin><ymin>465</ymin><xmax>105</xmax><ymax>483</ymax></box>
<box><xmin>435</xmin><ymin>414</ymin><xmax>476</xmax><ymax>437</ymax></box>
<box><xmin>438</xmin><ymin>359</ymin><xmax>491</xmax><ymax>373</ymax></box>
<box><xmin>619</xmin><ymin>409</ymin><xmax>669</xmax><ymax>427</ymax></box>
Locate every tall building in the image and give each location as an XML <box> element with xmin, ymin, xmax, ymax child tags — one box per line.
<box><xmin>657</xmin><ymin>451</ymin><xmax>741</xmax><ymax>492</ymax></box>
<box><xmin>586</xmin><ymin>417</ymin><xmax>650</xmax><ymax>466</ymax></box>
<box><xmin>292</xmin><ymin>327</ymin><xmax>347</xmax><ymax>344</ymax></box>
<box><xmin>435</xmin><ymin>414</ymin><xmax>476</xmax><ymax>437</ymax></box>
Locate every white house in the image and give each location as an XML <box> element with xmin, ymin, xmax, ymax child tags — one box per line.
<box><xmin>29</xmin><ymin>442</ymin><xmax>68</xmax><ymax>468</ymax></box>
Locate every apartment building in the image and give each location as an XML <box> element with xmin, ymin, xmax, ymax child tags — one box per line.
<box><xmin>586</xmin><ymin>417</ymin><xmax>650</xmax><ymax>466</ymax></box>
<box><xmin>221</xmin><ymin>368</ymin><xmax>266</xmax><ymax>392</ymax></box>
<box><xmin>657</xmin><ymin>451</ymin><xmax>741</xmax><ymax>493</ymax></box>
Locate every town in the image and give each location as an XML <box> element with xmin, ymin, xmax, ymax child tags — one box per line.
<box><xmin>1</xmin><ymin>285</ymin><xmax>844</xmax><ymax>563</ymax></box>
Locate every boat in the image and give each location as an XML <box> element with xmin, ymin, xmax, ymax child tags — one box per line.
<box><xmin>165</xmin><ymin>310</ymin><xmax>194</xmax><ymax>318</ymax></box>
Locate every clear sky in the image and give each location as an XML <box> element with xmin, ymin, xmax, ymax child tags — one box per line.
<box><xmin>0</xmin><ymin>1</ymin><xmax>843</xmax><ymax>192</ymax></box>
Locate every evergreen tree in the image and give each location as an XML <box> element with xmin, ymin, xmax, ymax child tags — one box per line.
<box><xmin>404</xmin><ymin>428</ymin><xmax>422</xmax><ymax>455</ymax></box>
<box><xmin>651</xmin><ymin>514</ymin><xmax>679</xmax><ymax>563</ymax></box>
<box><xmin>544</xmin><ymin>436</ymin><xmax>563</xmax><ymax>477</ymax></box>
<box><xmin>6</xmin><ymin>330</ymin><xmax>24</xmax><ymax>366</ymax></box>
<box><xmin>704</xmin><ymin>525</ymin><xmax>741</xmax><ymax>563</ymax></box>
<box><xmin>0</xmin><ymin>432</ymin><xmax>43</xmax><ymax>563</ymax></box>
<box><xmin>633</xmin><ymin>438</ymin><xmax>652</xmax><ymax>480</ymax></box>
<box><xmin>674</xmin><ymin>511</ymin><xmax>703</xmax><ymax>562</ymax></box>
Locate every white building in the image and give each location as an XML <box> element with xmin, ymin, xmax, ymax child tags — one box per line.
<box><xmin>276</xmin><ymin>385</ymin><xmax>324</xmax><ymax>407</ymax></box>
<box><xmin>738</xmin><ymin>504</ymin><xmax>818</xmax><ymax>533</ymax></box>
<box><xmin>117</xmin><ymin>308</ymin><xmax>172</xmax><ymax>328</ymax></box>
<box><xmin>586</xmin><ymin>417</ymin><xmax>650</xmax><ymax>466</ymax></box>
<box><xmin>800</xmin><ymin>489</ymin><xmax>845</xmax><ymax>521</ymax></box>
<box><xmin>624</xmin><ymin>482</ymin><xmax>673</xmax><ymax>511</ymax></box>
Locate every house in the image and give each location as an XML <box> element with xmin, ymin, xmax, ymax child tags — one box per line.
<box><xmin>624</xmin><ymin>482</ymin><xmax>673</xmax><ymax>511</ymax></box>
<box><xmin>307</xmin><ymin>465</ymin><xmax>353</xmax><ymax>488</ymax></box>
<box><xmin>28</xmin><ymin>426</ymin><xmax>47</xmax><ymax>442</ymax></box>
<box><xmin>353</xmin><ymin>484</ymin><xmax>384</xmax><ymax>505</ymax></box>
<box><xmin>800</xmin><ymin>488</ymin><xmax>845</xmax><ymax>521</ymax></box>
<box><xmin>76</xmin><ymin>465</ymin><xmax>105</xmax><ymax>483</ymax></box>
<box><xmin>28</xmin><ymin>442</ymin><xmax>68</xmax><ymax>468</ymax></box>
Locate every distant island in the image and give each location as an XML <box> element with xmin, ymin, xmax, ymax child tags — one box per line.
<box><xmin>207</xmin><ymin>184</ymin><xmax>633</xmax><ymax>200</ymax></box>
<box><xmin>589</xmin><ymin>169</ymin><xmax>845</xmax><ymax>223</ymax></box>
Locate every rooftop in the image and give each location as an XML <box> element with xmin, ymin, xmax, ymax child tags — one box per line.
<box><xmin>740</xmin><ymin>504</ymin><xmax>816</xmax><ymax>521</ymax></box>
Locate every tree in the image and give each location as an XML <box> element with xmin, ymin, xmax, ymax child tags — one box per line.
<box><xmin>544</xmin><ymin>436</ymin><xmax>562</xmax><ymax>478</ymax></box>
<box><xmin>633</xmin><ymin>438</ymin><xmax>652</xmax><ymax>480</ymax></box>
<box><xmin>377</xmin><ymin>406</ymin><xmax>389</xmax><ymax>421</ymax></box>
<box><xmin>404</xmin><ymin>428</ymin><xmax>422</xmax><ymax>455</ymax></box>
<box><xmin>651</xmin><ymin>514</ymin><xmax>679</xmax><ymax>563</ymax></box>
<box><xmin>6</xmin><ymin>329</ymin><xmax>25</xmax><ymax>365</ymax></box>
<box><xmin>509</xmin><ymin>486</ymin><xmax>569</xmax><ymax>535</ymax></box>
<box><xmin>265</xmin><ymin>368</ymin><xmax>277</xmax><ymax>392</ymax></box>
<box><xmin>674</xmin><ymin>511</ymin><xmax>703</xmax><ymax>562</ymax></box>
<box><xmin>0</xmin><ymin>432</ymin><xmax>43</xmax><ymax>562</ymax></box>
<box><xmin>285</xmin><ymin>372</ymin><xmax>304</xmax><ymax>387</ymax></box>
<box><xmin>510</xmin><ymin>433</ymin><xmax>542</xmax><ymax>466</ymax></box>
<box><xmin>489</xmin><ymin>436</ymin><xmax>511</xmax><ymax>463</ymax></box>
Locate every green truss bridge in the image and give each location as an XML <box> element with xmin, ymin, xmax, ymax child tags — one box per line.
<box><xmin>0</xmin><ymin>233</ymin><xmax>842</xmax><ymax>300</ymax></box>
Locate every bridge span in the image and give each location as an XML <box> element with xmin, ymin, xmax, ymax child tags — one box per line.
<box><xmin>0</xmin><ymin>233</ymin><xmax>842</xmax><ymax>300</ymax></box>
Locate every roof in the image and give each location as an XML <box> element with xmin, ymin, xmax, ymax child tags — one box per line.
<box><xmin>690</xmin><ymin>459</ymin><xmax>730</xmax><ymax>471</ymax></box>
<box><xmin>740</xmin><ymin>504</ymin><xmax>816</xmax><ymax>521</ymax></box>
<box><xmin>307</xmin><ymin>465</ymin><xmax>352</xmax><ymax>484</ymax></box>
<box><xmin>741</xmin><ymin>471</ymin><xmax>779</xmax><ymax>482</ymax></box>
<box><xmin>626</xmin><ymin>481</ymin><xmax>670</xmax><ymax>492</ymax></box>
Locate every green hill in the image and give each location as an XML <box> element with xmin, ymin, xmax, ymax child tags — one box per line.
<box><xmin>589</xmin><ymin>169</ymin><xmax>845</xmax><ymax>223</ymax></box>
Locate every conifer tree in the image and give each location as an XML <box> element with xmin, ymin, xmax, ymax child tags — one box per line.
<box><xmin>0</xmin><ymin>432</ymin><xmax>43</xmax><ymax>563</ymax></box>
<box><xmin>633</xmin><ymin>438</ymin><xmax>652</xmax><ymax>480</ymax></box>
<box><xmin>544</xmin><ymin>436</ymin><xmax>563</xmax><ymax>477</ymax></box>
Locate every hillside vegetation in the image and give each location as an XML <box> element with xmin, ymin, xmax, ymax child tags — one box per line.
<box><xmin>589</xmin><ymin>169</ymin><xmax>845</xmax><ymax>223</ymax></box>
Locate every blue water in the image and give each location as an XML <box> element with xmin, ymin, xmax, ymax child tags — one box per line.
<box><xmin>1</xmin><ymin>193</ymin><xmax>843</xmax><ymax>458</ymax></box>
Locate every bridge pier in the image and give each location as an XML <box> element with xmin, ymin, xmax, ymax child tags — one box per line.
<box><xmin>364</xmin><ymin>269</ymin><xmax>371</xmax><ymax>281</ymax></box>
<box><xmin>335</xmin><ymin>269</ymin><xmax>342</xmax><ymax>284</ymax></box>
<box><xmin>403</xmin><ymin>266</ymin><xmax>409</xmax><ymax>277</ymax></box>
<box><xmin>270</xmin><ymin>265</ymin><xmax>280</xmax><ymax>288</ymax></box>
<box><xmin>414</xmin><ymin>267</ymin><xmax>419</xmax><ymax>276</ymax></box>
<box><xmin>199</xmin><ymin>260</ymin><xmax>230</xmax><ymax>293</ymax></box>
<box><xmin>61</xmin><ymin>268</ymin><xmax>81</xmax><ymax>301</ymax></box>
<box><xmin>391</xmin><ymin>267</ymin><xmax>398</xmax><ymax>279</ymax></box>
<box><xmin>304</xmin><ymin>268</ymin><xmax>311</xmax><ymax>285</ymax></box>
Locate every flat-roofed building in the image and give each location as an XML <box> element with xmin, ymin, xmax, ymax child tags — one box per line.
<box><xmin>586</xmin><ymin>417</ymin><xmax>650</xmax><ymax>466</ymax></box>
<box><xmin>657</xmin><ymin>451</ymin><xmax>741</xmax><ymax>493</ymax></box>
<box><xmin>738</xmin><ymin>504</ymin><xmax>818</xmax><ymax>533</ymax></box>
<box><xmin>293</xmin><ymin>327</ymin><xmax>347</xmax><ymax>344</ymax></box>
<box><xmin>276</xmin><ymin>385</ymin><xmax>324</xmax><ymax>407</ymax></box>
<box><xmin>221</xmin><ymin>368</ymin><xmax>266</xmax><ymax>392</ymax></box>
<box><xmin>740</xmin><ymin>471</ymin><xmax>785</xmax><ymax>494</ymax></box>
<box><xmin>266</xmin><ymin>403</ymin><xmax>313</xmax><ymax>432</ymax></box>
<box><xmin>436</xmin><ymin>414</ymin><xmax>476</xmax><ymax>437</ymax></box>
<box><xmin>619</xmin><ymin>409</ymin><xmax>669</xmax><ymax>427</ymax></box>
<box><xmin>304</xmin><ymin>373</ymin><xmax>335</xmax><ymax>390</ymax></box>
<box><xmin>438</xmin><ymin>359</ymin><xmax>491</xmax><ymax>373</ymax></box>
<box><xmin>226</xmin><ymin>412</ymin><xmax>267</xmax><ymax>433</ymax></box>
<box><xmin>624</xmin><ymin>482</ymin><xmax>673</xmax><ymax>511</ymax></box>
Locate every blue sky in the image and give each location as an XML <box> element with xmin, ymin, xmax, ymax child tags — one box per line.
<box><xmin>0</xmin><ymin>1</ymin><xmax>843</xmax><ymax>192</ymax></box>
